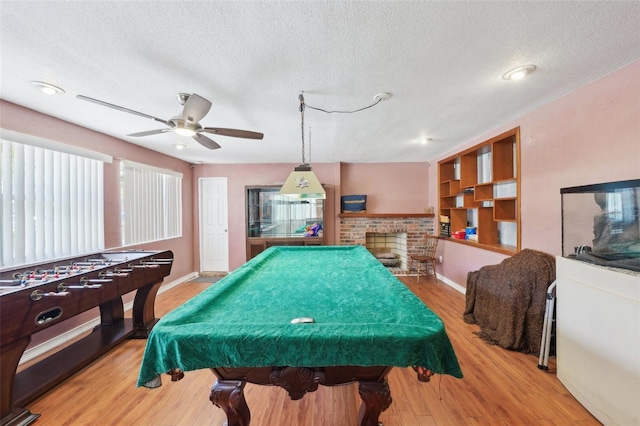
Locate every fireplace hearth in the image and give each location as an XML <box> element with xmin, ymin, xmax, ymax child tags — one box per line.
<box><xmin>339</xmin><ymin>213</ymin><xmax>435</xmax><ymax>275</ymax></box>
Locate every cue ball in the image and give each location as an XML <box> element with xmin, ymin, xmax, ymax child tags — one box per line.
<box><xmin>290</xmin><ymin>317</ymin><xmax>315</xmax><ymax>324</ymax></box>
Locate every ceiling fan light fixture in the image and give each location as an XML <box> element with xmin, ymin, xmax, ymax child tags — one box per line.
<box><xmin>279</xmin><ymin>93</ymin><xmax>326</xmax><ymax>200</ymax></box>
<box><xmin>502</xmin><ymin>65</ymin><xmax>537</xmax><ymax>81</ymax></box>
<box><xmin>30</xmin><ymin>81</ymin><xmax>65</xmax><ymax>95</ymax></box>
<box><xmin>76</xmin><ymin>92</ymin><xmax>262</xmax><ymax>150</ymax></box>
<box><xmin>174</xmin><ymin>127</ymin><xmax>196</xmax><ymax>137</ymax></box>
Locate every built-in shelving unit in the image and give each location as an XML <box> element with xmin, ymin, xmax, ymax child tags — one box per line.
<box><xmin>438</xmin><ymin>127</ymin><xmax>520</xmax><ymax>255</ymax></box>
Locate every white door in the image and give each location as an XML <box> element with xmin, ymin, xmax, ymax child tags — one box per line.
<box><xmin>199</xmin><ymin>177</ymin><xmax>229</xmax><ymax>272</ymax></box>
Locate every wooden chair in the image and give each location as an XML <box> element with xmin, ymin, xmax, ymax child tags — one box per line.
<box><xmin>409</xmin><ymin>236</ymin><xmax>439</xmax><ymax>283</ymax></box>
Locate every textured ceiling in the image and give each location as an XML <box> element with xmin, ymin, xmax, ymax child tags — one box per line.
<box><xmin>1</xmin><ymin>1</ymin><xmax>639</xmax><ymax>164</ymax></box>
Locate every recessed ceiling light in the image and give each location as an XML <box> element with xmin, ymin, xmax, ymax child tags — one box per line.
<box><xmin>174</xmin><ymin>143</ymin><xmax>188</xmax><ymax>150</ymax></box>
<box><xmin>30</xmin><ymin>81</ymin><xmax>65</xmax><ymax>95</ymax></box>
<box><xmin>502</xmin><ymin>65</ymin><xmax>537</xmax><ymax>81</ymax></box>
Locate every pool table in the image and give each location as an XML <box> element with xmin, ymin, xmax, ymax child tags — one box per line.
<box><xmin>138</xmin><ymin>246</ymin><xmax>462</xmax><ymax>425</ymax></box>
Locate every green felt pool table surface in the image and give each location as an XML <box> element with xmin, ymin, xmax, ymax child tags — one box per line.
<box><xmin>137</xmin><ymin>245</ymin><xmax>462</xmax><ymax>426</ymax></box>
<box><xmin>139</xmin><ymin>245</ymin><xmax>461</xmax><ymax>383</ymax></box>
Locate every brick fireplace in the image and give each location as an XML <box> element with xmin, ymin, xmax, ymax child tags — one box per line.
<box><xmin>339</xmin><ymin>213</ymin><xmax>435</xmax><ymax>275</ymax></box>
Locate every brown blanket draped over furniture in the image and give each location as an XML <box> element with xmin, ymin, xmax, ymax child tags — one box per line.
<box><xmin>463</xmin><ymin>249</ymin><xmax>556</xmax><ymax>355</ymax></box>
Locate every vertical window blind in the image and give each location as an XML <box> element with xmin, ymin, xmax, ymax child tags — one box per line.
<box><xmin>1</xmin><ymin>138</ymin><xmax>106</xmax><ymax>269</ymax></box>
<box><xmin>120</xmin><ymin>160</ymin><xmax>182</xmax><ymax>246</ymax></box>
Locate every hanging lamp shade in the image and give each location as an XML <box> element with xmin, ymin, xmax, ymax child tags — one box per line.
<box><xmin>280</xmin><ymin>163</ymin><xmax>326</xmax><ymax>199</ymax></box>
<box><xmin>279</xmin><ymin>93</ymin><xmax>326</xmax><ymax>199</ymax></box>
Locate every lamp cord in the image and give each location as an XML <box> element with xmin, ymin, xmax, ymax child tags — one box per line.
<box><xmin>299</xmin><ymin>93</ymin><xmax>306</xmax><ymax>164</ymax></box>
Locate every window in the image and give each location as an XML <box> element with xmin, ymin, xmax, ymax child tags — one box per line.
<box><xmin>120</xmin><ymin>160</ymin><xmax>182</xmax><ymax>246</ymax></box>
<box><xmin>1</xmin><ymin>132</ymin><xmax>109</xmax><ymax>268</ymax></box>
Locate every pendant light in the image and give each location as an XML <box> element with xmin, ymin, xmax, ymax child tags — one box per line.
<box><xmin>279</xmin><ymin>93</ymin><xmax>326</xmax><ymax>199</ymax></box>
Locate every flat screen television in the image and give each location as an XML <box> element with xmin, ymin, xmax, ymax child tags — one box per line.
<box><xmin>561</xmin><ymin>179</ymin><xmax>640</xmax><ymax>272</ymax></box>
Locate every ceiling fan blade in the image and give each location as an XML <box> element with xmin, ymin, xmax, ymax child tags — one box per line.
<box><xmin>127</xmin><ymin>129</ymin><xmax>172</xmax><ymax>137</ymax></box>
<box><xmin>76</xmin><ymin>95</ymin><xmax>170</xmax><ymax>125</ymax></box>
<box><xmin>193</xmin><ymin>134</ymin><xmax>221</xmax><ymax>150</ymax></box>
<box><xmin>200</xmin><ymin>127</ymin><xmax>264</xmax><ymax>139</ymax></box>
<box><xmin>182</xmin><ymin>94</ymin><xmax>212</xmax><ymax>124</ymax></box>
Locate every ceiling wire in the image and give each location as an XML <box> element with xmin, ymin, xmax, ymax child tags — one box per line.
<box><xmin>298</xmin><ymin>91</ymin><xmax>384</xmax><ymax>163</ymax></box>
<box><xmin>302</xmin><ymin>91</ymin><xmax>384</xmax><ymax>114</ymax></box>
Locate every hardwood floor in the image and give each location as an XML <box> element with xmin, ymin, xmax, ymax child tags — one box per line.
<box><xmin>25</xmin><ymin>276</ymin><xmax>600</xmax><ymax>425</ymax></box>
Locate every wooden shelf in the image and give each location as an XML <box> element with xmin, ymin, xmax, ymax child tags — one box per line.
<box><xmin>439</xmin><ymin>161</ymin><xmax>456</xmax><ymax>182</ymax></box>
<box><xmin>462</xmin><ymin>192</ymin><xmax>481</xmax><ymax>208</ymax></box>
<box><xmin>460</xmin><ymin>152</ymin><xmax>478</xmax><ymax>188</ymax></box>
<box><xmin>441</xmin><ymin>237</ymin><xmax>517</xmax><ymax>256</ymax></box>
<box><xmin>477</xmin><ymin>207</ymin><xmax>498</xmax><ymax>245</ymax></box>
<box><xmin>440</xmin><ymin>196</ymin><xmax>457</xmax><ymax>209</ymax></box>
<box><xmin>474</xmin><ymin>183</ymin><xmax>493</xmax><ymax>201</ymax></box>
<box><xmin>448</xmin><ymin>208</ymin><xmax>467</xmax><ymax>232</ymax></box>
<box><xmin>492</xmin><ymin>136</ymin><xmax>516</xmax><ymax>181</ymax></box>
<box><xmin>440</xmin><ymin>180</ymin><xmax>461</xmax><ymax>197</ymax></box>
<box><xmin>494</xmin><ymin>198</ymin><xmax>517</xmax><ymax>221</ymax></box>
<box><xmin>438</xmin><ymin>127</ymin><xmax>520</xmax><ymax>255</ymax></box>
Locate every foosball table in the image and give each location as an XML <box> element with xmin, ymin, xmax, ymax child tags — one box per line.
<box><xmin>0</xmin><ymin>250</ymin><xmax>174</xmax><ymax>426</ymax></box>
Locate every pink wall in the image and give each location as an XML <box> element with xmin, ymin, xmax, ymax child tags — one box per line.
<box><xmin>340</xmin><ymin>163</ymin><xmax>431</xmax><ymax>213</ymax></box>
<box><xmin>428</xmin><ymin>60</ymin><xmax>640</xmax><ymax>286</ymax></box>
<box><xmin>1</xmin><ymin>101</ymin><xmax>196</xmax><ymax>347</ymax></box>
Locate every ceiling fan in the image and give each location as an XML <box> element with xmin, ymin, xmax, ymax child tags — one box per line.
<box><xmin>76</xmin><ymin>93</ymin><xmax>264</xmax><ymax>150</ymax></box>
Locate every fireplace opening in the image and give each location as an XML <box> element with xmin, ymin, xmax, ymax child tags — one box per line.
<box><xmin>365</xmin><ymin>232</ymin><xmax>407</xmax><ymax>271</ymax></box>
<box><xmin>340</xmin><ymin>214</ymin><xmax>434</xmax><ymax>276</ymax></box>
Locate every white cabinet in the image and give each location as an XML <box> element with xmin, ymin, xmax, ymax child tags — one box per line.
<box><xmin>556</xmin><ymin>256</ymin><xmax>640</xmax><ymax>425</ymax></box>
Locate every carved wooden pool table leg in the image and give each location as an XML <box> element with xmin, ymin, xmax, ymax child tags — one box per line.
<box><xmin>210</xmin><ymin>379</ymin><xmax>250</xmax><ymax>426</ymax></box>
<box><xmin>357</xmin><ymin>380</ymin><xmax>392</xmax><ymax>426</ymax></box>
